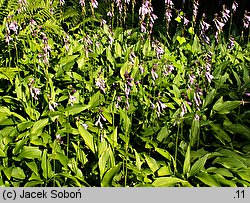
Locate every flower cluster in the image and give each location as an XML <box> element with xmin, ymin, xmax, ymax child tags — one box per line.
<box><xmin>38</xmin><ymin>32</ymin><xmax>51</xmax><ymax>65</ymax></box>
<box><xmin>5</xmin><ymin>19</ymin><xmax>18</xmax><ymax>45</ymax></box>
<box><xmin>95</xmin><ymin>110</ymin><xmax>106</xmax><ymax>130</ymax></box>
<box><xmin>139</xmin><ymin>0</ymin><xmax>158</xmax><ymax>34</ymax></box>
<box><xmin>165</xmin><ymin>0</ymin><xmax>174</xmax><ymax>27</ymax></box>
<box><xmin>96</xmin><ymin>75</ymin><xmax>106</xmax><ymax>93</ymax></box>
<box><xmin>194</xmin><ymin>85</ymin><xmax>203</xmax><ymax>110</ymax></box>
<box><xmin>49</xmin><ymin>101</ymin><xmax>58</xmax><ymax>111</ymax></box>
<box><xmin>204</xmin><ymin>53</ymin><xmax>213</xmax><ymax>83</ymax></box>
<box><xmin>193</xmin><ymin>0</ymin><xmax>199</xmax><ymax>22</ymax></box>
<box><xmin>17</xmin><ymin>0</ymin><xmax>27</xmax><ymax>13</ymax></box>
<box><xmin>79</xmin><ymin>0</ymin><xmax>85</xmax><ymax>7</ymax></box>
<box><xmin>64</xmin><ymin>33</ymin><xmax>70</xmax><ymax>51</ymax></box>
<box><xmin>243</xmin><ymin>10</ymin><xmax>250</xmax><ymax>29</ymax></box>
<box><xmin>91</xmin><ymin>0</ymin><xmax>98</xmax><ymax>8</ymax></box>
<box><xmin>59</xmin><ymin>0</ymin><xmax>65</xmax><ymax>6</ymax></box>
<box><xmin>156</xmin><ymin>100</ymin><xmax>166</xmax><ymax>117</ymax></box>
<box><xmin>200</xmin><ymin>14</ymin><xmax>211</xmax><ymax>44</ymax></box>
<box><xmin>152</xmin><ymin>40</ymin><xmax>164</xmax><ymax>59</ymax></box>
<box><xmin>28</xmin><ymin>78</ymin><xmax>41</xmax><ymax>101</ymax></box>
<box><xmin>213</xmin><ymin>4</ymin><xmax>232</xmax><ymax>42</ymax></box>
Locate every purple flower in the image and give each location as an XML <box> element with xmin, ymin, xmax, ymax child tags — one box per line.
<box><xmin>243</xmin><ymin>10</ymin><xmax>250</xmax><ymax>29</ymax></box>
<box><xmin>156</xmin><ymin>100</ymin><xmax>166</xmax><ymax>116</ymax></box>
<box><xmin>79</xmin><ymin>0</ymin><xmax>85</xmax><ymax>7</ymax></box>
<box><xmin>193</xmin><ymin>0</ymin><xmax>199</xmax><ymax>21</ymax></box>
<box><xmin>214</xmin><ymin>17</ymin><xmax>225</xmax><ymax>31</ymax></box>
<box><xmin>151</xmin><ymin>67</ymin><xmax>158</xmax><ymax>81</ymax></box>
<box><xmin>183</xmin><ymin>17</ymin><xmax>189</xmax><ymax>26</ymax></box>
<box><xmin>107</xmin><ymin>11</ymin><xmax>113</xmax><ymax>17</ymax></box>
<box><xmin>221</xmin><ymin>6</ymin><xmax>230</xmax><ymax>23</ymax></box>
<box><xmin>30</xmin><ymin>87</ymin><xmax>41</xmax><ymax>100</ymax></box>
<box><xmin>180</xmin><ymin>102</ymin><xmax>187</xmax><ymax>117</ymax></box>
<box><xmin>165</xmin><ymin>8</ymin><xmax>172</xmax><ymax>23</ymax></box>
<box><xmin>49</xmin><ymin>101</ymin><xmax>58</xmax><ymax>111</ymax></box>
<box><xmin>189</xmin><ymin>74</ymin><xmax>195</xmax><ymax>84</ymax></box>
<box><xmin>9</xmin><ymin>21</ymin><xmax>18</xmax><ymax>34</ymax></box>
<box><xmin>139</xmin><ymin>64</ymin><xmax>145</xmax><ymax>74</ymax></box>
<box><xmin>194</xmin><ymin>114</ymin><xmax>200</xmax><ymax>121</ymax></box>
<box><xmin>96</xmin><ymin>77</ymin><xmax>106</xmax><ymax>93</ymax></box>
<box><xmin>205</xmin><ymin>71</ymin><xmax>214</xmax><ymax>83</ymax></box>
<box><xmin>228</xmin><ymin>36</ymin><xmax>235</xmax><ymax>49</ymax></box>
<box><xmin>91</xmin><ymin>0</ymin><xmax>98</xmax><ymax>8</ymax></box>
<box><xmin>59</xmin><ymin>0</ymin><xmax>65</xmax><ymax>6</ymax></box>
<box><xmin>5</xmin><ymin>35</ymin><xmax>12</xmax><ymax>45</ymax></box>
<box><xmin>232</xmin><ymin>1</ymin><xmax>238</xmax><ymax>12</ymax></box>
<box><xmin>140</xmin><ymin>22</ymin><xmax>147</xmax><ymax>33</ymax></box>
<box><xmin>56</xmin><ymin>134</ymin><xmax>61</xmax><ymax>140</ymax></box>
<box><xmin>124</xmin><ymin>84</ymin><xmax>131</xmax><ymax>98</ymax></box>
<box><xmin>69</xmin><ymin>94</ymin><xmax>76</xmax><ymax>106</ymax></box>
<box><xmin>108</xmin><ymin>35</ymin><xmax>114</xmax><ymax>45</ymax></box>
<box><xmin>82</xmin><ymin>123</ymin><xmax>88</xmax><ymax>129</ymax></box>
<box><xmin>245</xmin><ymin>93</ymin><xmax>250</xmax><ymax>97</ymax></box>
<box><xmin>95</xmin><ymin>114</ymin><xmax>106</xmax><ymax>129</ymax></box>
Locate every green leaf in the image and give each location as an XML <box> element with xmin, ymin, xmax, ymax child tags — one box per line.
<box><xmin>207</xmin><ymin>167</ymin><xmax>234</xmax><ymax>178</ymax></box>
<box><xmin>102</xmin><ymin>110</ymin><xmax>112</xmax><ymax>125</ymax></box>
<box><xmin>175</xmin><ymin>16</ymin><xmax>181</xmax><ymax>23</ymax></box>
<box><xmin>176</xmin><ymin>36</ymin><xmax>186</xmax><ymax>45</ymax></box>
<box><xmin>213</xmin><ymin>174</ymin><xmax>237</xmax><ymax>187</ymax></box>
<box><xmin>156</xmin><ymin>126</ymin><xmax>169</xmax><ymax>142</ymax></box>
<box><xmin>210</xmin><ymin>124</ymin><xmax>231</xmax><ymax>144</ymax></box>
<box><xmin>152</xmin><ymin>177</ymin><xmax>187</xmax><ymax>187</ymax></box>
<box><xmin>213</xmin><ymin>98</ymin><xmax>241</xmax><ymax>114</ymax></box>
<box><xmin>224</xmin><ymin>124</ymin><xmax>250</xmax><ymax>140</ymax></box>
<box><xmin>203</xmin><ymin>89</ymin><xmax>216</xmax><ymax>108</ymax></box>
<box><xmin>101</xmin><ymin>163</ymin><xmax>122</xmax><ymax>187</ymax></box>
<box><xmin>144</xmin><ymin>154</ymin><xmax>160</xmax><ymax>173</ymax></box>
<box><xmin>183</xmin><ymin>144</ymin><xmax>191</xmax><ymax>176</ymax></box>
<box><xmin>98</xmin><ymin>150</ymin><xmax>110</xmax><ymax>178</ymax></box>
<box><xmin>17</xmin><ymin>121</ymin><xmax>34</xmax><ymax>132</ymax></box>
<box><xmin>41</xmin><ymin>150</ymin><xmax>48</xmax><ymax>179</ymax></box>
<box><xmin>114</xmin><ymin>41</ymin><xmax>122</xmax><ymax>58</ymax></box>
<box><xmin>110</xmin><ymin>127</ymin><xmax>118</xmax><ymax>148</ymax></box>
<box><xmin>60</xmin><ymin>55</ymin><xmax>79</xmax><ymax>67</ymax></box>
<box><xmin>65</xmin><ymin>104</ymin><xmax>90</xmax><ymax>115</ymax></box>
<box><xmin>238</xmin><ymin>169</ymin><xmax>250</xmax><ymax>183</ymax></box>
<box><xmin>26</xmin><ymin>162</ymin><xmax>39</xmax><ymax>176</ymax></box>
<box><xmin>142</xmin><ymin>38</ymin><xmax>151</xmax><ymax>56</ymax></box>
<box><xmin>3</xmin><ymin>167</ymin><xmax>12</xmax><ymax>180</ymax></box>
<box><xmin>134</xmin><ymin>149</ymin><xmax>142</xmax><ymax>171</ymax></box>
<box><xmin>11</xmin><ymin>167</ymin><xmax>26</xmax><ymax>180</ymax></box>
<box><xmin>56</xmin><ymin>152</ymin><xmax>69</xmax><ymax>168</ymax></box>
<box><xmin>157</xmin><ymin>166</ymin><xmax>172</xmax><ymax>177</ymax></box>
<box><xmin>189</xmin><ymin>115</ymin><xmax>200</xmax><ymax>147</ymax></box>
<box><xmin>155</xmin><ymin>148</ymin><xmax>172</xmax><ymax>161</ymax></box>
<box><xmin>78</xmin><ymin>124</ymin><xmax>95</xmax><ymax>154</ymax></box>
<box><xmin>88</xmin><ymin>92</ymin><xmax>101</xmax><ymax>109</ymax></box>
<box><xmin>18</xmin><ymin>146</ymin><xmax>42</xmax><ymax>159</ymax></box>
<box><xmin>212</xmin><ymin>157</ymin><xmax>246</xmax><ymax>169</ymax></box>
<box><xmin>189</xmin><ymin>154</ymin><xmax>209</xmax><ymax>178</ymax></box>
<box><xmin>196</xmin><ymin>172</ymin><xmax>221</xmax><ymax>186</ymax></box>
<box><xmin>30</xmin><ymin>118</ymin><xmax>49</xmax><ymax>135</ymax></box>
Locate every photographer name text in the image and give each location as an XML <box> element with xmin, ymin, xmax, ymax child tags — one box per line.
<box><xmin>2</xmin><ymin>189</ymin><xmax>83</xmax><ymax>200</ymax></box>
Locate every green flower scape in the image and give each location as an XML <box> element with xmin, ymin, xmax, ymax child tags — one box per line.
<box><xmin>0</xmin><ymin>0</ymin><xmax>250</xmax><ymax>187</ymax></box>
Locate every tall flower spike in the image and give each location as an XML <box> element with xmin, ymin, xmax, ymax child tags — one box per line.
<box><xmin>243</xmin><ymin>10</ymin><xmax>250</xmax><ymax>29</ymax></box>
<box><xmin>193</xmin><ymin>0</ymin><xmax>199</xmax><ymax>21</ymax></box>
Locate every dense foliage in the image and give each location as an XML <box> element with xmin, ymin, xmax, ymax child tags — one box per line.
<box><xmin>0</xmin><ymin>0</ymin><xmax>250</xmax><ymax>187</ymax></box>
